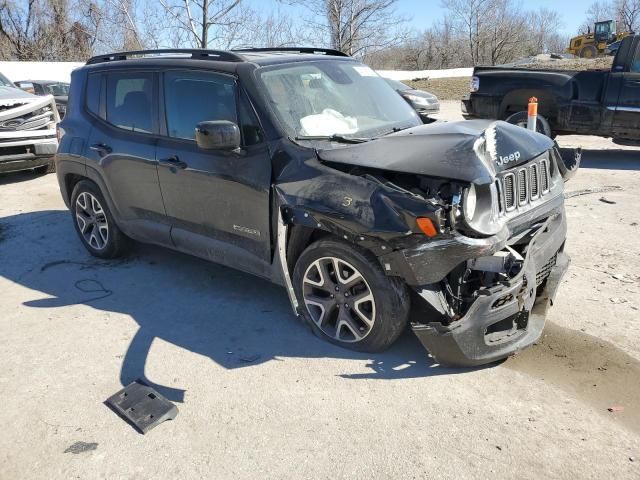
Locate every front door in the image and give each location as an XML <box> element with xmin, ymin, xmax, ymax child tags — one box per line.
<box><xmin>613</xmin><ymin>42</ymin><xmax>640</xmax><ymax>134</ymax></box>
<box><xmin>85</xmin><ymin>70</ymin><xmax>170</xmax><ymax>244</ymax></box>
<box><xmin>156</xmin><ymin>69</ymin><xmax>272</xmax><ymax>277</ymax></box>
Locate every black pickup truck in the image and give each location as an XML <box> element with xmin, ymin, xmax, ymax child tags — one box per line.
<box><xmin>462</xmin><ymin>35</ymin><xmax>640</xmax><ymax>145</ymax></box>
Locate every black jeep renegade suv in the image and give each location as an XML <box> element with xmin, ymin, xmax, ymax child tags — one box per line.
<box><xmin>55</xmin><ymin>48</ymin><xmax>575</xmax><ymax>366</ymax></box>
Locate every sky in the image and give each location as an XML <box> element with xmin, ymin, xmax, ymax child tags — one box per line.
<box><xmin>401</xmin><ymin>0</ymin><xmax>590</xmax><ymax>36</ymax></box>
<box><xmin>248</xmin><ymin>0</ymin><xmax>594</xmax><ymax>37</ymax></box>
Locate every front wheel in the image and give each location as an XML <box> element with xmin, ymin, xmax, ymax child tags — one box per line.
<box><xmin>292</xmin><ymin>238</ymin><xmax>410</xmax><ymax>352</ymax></box>
<box><xmin>579</xmin><ymin>45</ymin><xmax>598</xmax><ymax>58</ymax></box>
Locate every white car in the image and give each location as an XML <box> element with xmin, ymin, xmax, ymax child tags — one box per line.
<box><xmin>0</xmin><ymin>72</ymin><xmax>59</xmax><ymax>174</ymax></box>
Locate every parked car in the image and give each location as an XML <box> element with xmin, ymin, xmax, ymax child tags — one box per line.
<box><xmin>462</xmin><ymin>35</ymin><xmax>640</xmax><ymax>145</ymax></box>
<box><xmin>15</xmin><ymin>80</ymin><xmax>70</xmax><ymax>118</ymax></box>
<box><xmin>56</xmin><ymin>47</ymin><xmax>575</xmax><ymax>367</ymax></box>
<box><xmin>383</xmin><ymin>77</ymin><xmax>440</xmax><ymax>122</ymax></box>
<box><xmin>0</xmin><ymin>73</ymin><xmax>59</xmax><ymax>174</ymax></box>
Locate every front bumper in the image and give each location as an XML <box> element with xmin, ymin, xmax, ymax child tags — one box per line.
<box><xmin>0</xmin><ymin>137</ymin><xmax>57</xmax><ymax>173</ymax></box>
<box><xmin>410</xmin><ymin>212</ymin><xmax>568</xmax><ymax>367</ymax></box>
<box><xmin>416</xmin><ymin>104</ymin><xmax>440</xmax><ymax>121</ymax></box>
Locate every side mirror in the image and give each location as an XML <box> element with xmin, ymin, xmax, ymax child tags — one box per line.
<box><xmin>195</xmin><ymin>120</ymin><xmax>241</xmax><ymax>150</ymax></box>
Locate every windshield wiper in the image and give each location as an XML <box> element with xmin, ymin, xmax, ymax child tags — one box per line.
<box><xmin>294</xmin><ymin>134</ymin><xmax>369</xmax><ymax>144</ymax></box>
<box><xmin>376</xmin><ymin>126</ymin><xmax>412</xmax><ymax>138</ymax></box>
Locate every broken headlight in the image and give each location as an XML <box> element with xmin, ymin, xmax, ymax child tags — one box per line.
<box><xmin>463</xmin><ymin>184</ymin><xmax>477</xmax><ymax>221</ymax></box>
<box><xmin>460</xmin><ymin>182</ymin><xmax>504</xmax><ymax>236</ymax></box>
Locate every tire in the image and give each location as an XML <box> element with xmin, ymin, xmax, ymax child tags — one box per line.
<box><xmin>579</xmin><ymin>45</ymin><xmax>598</xmax><ymax>58</ymax></box>
<box><xmin>70</xmin><ymin>180</ymin><xmax>128</xmax><ymax>258</ymax></box>
<box><xmin>505</xmin><ymin>111</ymin><xmax>553</xmax><ymax>138</ymax></box>
<box><xmin>292</xmin><ymin>238</ymin><xmax>410</xmax><ymax>352</ymax></box>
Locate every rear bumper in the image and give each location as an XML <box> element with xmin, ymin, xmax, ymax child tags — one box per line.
<box><xmin>0</xmin><ymin>138</ymin><xmax>57</xmax><ymax>173</ymax></box>
<box><xmin>410</xmin><ymin>212</ymin><xmax>568</xmax><ymax>367</ymax></box>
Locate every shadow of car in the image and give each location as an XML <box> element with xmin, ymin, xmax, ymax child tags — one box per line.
<box><xmin>0</xmin><ymin>209</ymin><xmax>480</xmax><ymax>403</ymax></box>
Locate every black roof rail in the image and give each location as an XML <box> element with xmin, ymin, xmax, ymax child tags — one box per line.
<box><xmin>232</xmin><ymin>47</ymin><xmax>350</xmax><ymax>57</ymax></box>
<box><xmin>86</xmin><ymin>49</ymin><xmax>245</xmax><ymax>65</ymax></box>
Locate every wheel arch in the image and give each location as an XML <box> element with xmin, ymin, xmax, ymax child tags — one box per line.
<box><xmin>499</xmin><ymin>89</ymin><xmax>559</xmax><ymax>121</ymax></box>
<box><xmin>286</xmin><ymin>224</ymin><xmax>330</xmax><ymax>273</ymax></box>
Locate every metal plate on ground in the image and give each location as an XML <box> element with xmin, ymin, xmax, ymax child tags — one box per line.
<box><xmin>106</xmin><ymin>381</ymin><xmax>178</xmax><ymax>434</ymax></box>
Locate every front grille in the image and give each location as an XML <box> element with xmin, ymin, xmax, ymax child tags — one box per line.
<box><xmin>0</xmin><ymin>145</ymin><xmax>32</xmax><ymax>156</ymax></box>
<box><xmin>503</xmin><ymin>174</ymin><xmax>515</xmax><ymax>210</ymax></box>
<box><xmin>530</xmin><ymin>164</ymin><xmax>539</xmax><ymax>199</ymax></box>
<box><xmin>497</xmin><ymin>156</ymin><xmax>551</xmax><ymax>213</ymax></box>
<box><xmin>540</xmin><ymin>159</ymin><xmax>550</xmax><ymax>192</ymax></box>
<box><xmin>517</xmin><ymin>169</ymin><xmax>527</xmax><ymax>205</ymax></box>
<box><xmin>0</xmin><ymin>107</ymin><xmax>55</xmax><ymax>132</ymax></box>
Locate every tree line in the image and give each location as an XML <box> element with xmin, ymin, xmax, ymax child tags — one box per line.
<box><xmin>0</xmin><ymin>0</ymin><xmax>638</xmax><ymax>67</ymax></box>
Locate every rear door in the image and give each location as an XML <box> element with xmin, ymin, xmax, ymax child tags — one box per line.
<box><xmin>156</xmin><ymin>69</ymin><xmax>272</xmax><ymax>277</ymax></box>
<box><xmin>613</xmin><ymin>40</ymin><xmax>640</xmax><ymax>134</ymax></box>
<box><xmin>85</xmin><ymin>70</ymin><xmax>170</xmax><ymax>244</ymax></box>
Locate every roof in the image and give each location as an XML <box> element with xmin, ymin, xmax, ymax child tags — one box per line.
<box><xmin>84</xmin><ymin>48</ymin><xmax>355</xmax><ymax>70</ymax></box>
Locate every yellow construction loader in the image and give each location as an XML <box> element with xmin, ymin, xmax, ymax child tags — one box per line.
<box><xmin>567</xmin><ymin>20</ymin><xmax>633</xmax><ymax>58</ymax></box>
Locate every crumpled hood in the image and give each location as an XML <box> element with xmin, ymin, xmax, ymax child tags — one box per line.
<box><xmin>0</xmin><ymin>85</ymin><xmax>38</xmax><ymax>102</ymax></box>
<box><xmin>317</xmin><ymin>120</ymin><xmax>554</xmax><ymax>184</ymax></box>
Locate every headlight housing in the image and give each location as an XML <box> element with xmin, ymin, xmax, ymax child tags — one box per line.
<box><xmin>460</xmin><ymin>182</ymin><xmax>504</xmax><ymax>236</ymax></box>
<box><xmin>463</xmin><ymin>184</ymin><xmax>477</xmax><ymax>221</ymax></box>
<box><xmin>402</xmin><ymin>93</ymin><xmax>431</xmax><ymax>106</ymax></box>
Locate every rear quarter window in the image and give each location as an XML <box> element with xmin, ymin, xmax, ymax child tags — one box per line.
<box><xmin>105</xmin><ymin>72</ymin><xmax>154</xmax><ymax>133</ymax></box>
<box><xmin>85</xmin><ymin>74</ymin><xmax>102</xmax><ymax>118</ymax></box>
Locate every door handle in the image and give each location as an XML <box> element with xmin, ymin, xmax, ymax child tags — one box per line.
<box><xmin>159</xmin><ymin>155</ymin><xmax>187</xmax><ymax>169</ymax></box>
<box><xmin>90</xmin><ymin>143</ymin><xmax>112</xmax><ymax>155</ymax></box>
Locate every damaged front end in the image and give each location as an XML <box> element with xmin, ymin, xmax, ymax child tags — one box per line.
<box><xmin>0</xmin><ymin>88</ymin><xmax>59</xmax><ymax>174</ymax></box>
<box><xmin>302</xmin><ymin>120</ymin><xmax>574</xmax><ymax>366</ymax></box>
<box><xmin>411</xmin><ymin>214</ymin><xmax>568</xmax><ymax>367</ymax></box>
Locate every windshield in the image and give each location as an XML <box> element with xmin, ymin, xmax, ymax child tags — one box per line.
<box><xmin>42</xmin><ymin>83</ymin><xmax>70</xmax><ymax>96</ymax></box>
<box><xmin>257</xmin><ymin>60</ymin><xmax>421</xmax><ymax>140</ymax></box>
<box><xmin>0</xmin><ymin>73</ymin><xmax>12</xmax><ymax>87</ymax></box>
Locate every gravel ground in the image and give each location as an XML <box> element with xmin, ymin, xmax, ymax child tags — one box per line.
<box><xmin>407</xmin><ymin>77</ymin><xmax>471</xmax><ymax>101</ymax></box>
<box><xmin>0</xmin><ymin>118</ymin><xmax>639</xmax><ymax>478</ymax></box>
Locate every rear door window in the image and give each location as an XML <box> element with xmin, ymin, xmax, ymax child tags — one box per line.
<box><xmin>105</xmin><ymin>72</ymin><xmax>154</xmax><ymax>133</ymax></box>
<box><xmin>163</xmin><ymin>70</ymin><xmax>237</xmax><ymax>140</ymax></box>
<box><xmin>632</xmin><ymin>45</ymin><xmax>640</xmax><ymax>73</ymax></box>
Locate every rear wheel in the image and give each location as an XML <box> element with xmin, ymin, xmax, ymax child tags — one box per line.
<box><xmin>293</xmin><ymin>238</ymin><xmax>410</xmax><ymax>352</ymax></box>
<box><xmin>505</xmin><ymin>111</ymin><xmax>553</xmax><ymax>138</ymax></box>
<box><xmin>70</xmin><ymin>180</ymin><xmax>128</xmax><ymax>258</ymax></box>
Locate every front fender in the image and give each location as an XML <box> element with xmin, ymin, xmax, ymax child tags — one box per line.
<box><xmin>273</xmin><ymin>157</ymin><xmax>443</xmax><ymax>255</ymax></box>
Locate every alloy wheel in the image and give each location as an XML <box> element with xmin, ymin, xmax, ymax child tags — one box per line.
<box><xmin>302</xmin><ymin>256</ymin><xmax>376</xmax><ymax>343</ymax></box>
<box><xmin>75</xmin><ymin>191</ymin><xmax>109</xmax><ymax>251</ymax></box>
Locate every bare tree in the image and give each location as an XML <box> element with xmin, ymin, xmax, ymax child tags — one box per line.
<box><xmin>287</xmin><ymin>0</ymin><xmax>407</xmax><ymax>56</ymax></box>
<box><xmin>157</xmin><ymin>0</ymin><xmax>244</xmax><ymax>48</ymax></box>
<box><xmin>614</xmin><ymin>0</ymin><xmax>640</xmax><ymax>32</ymax></box>
<box><xmin>0</xmin><ymin>0</ymin><xmax>94</xmax><ymax>60</ymax></box>
<box><xmin>529</xmin><ymin>8</ymin><xmax>564</xmax><ymax>54</ymax></box>
<box><xmin>580</xmin><ymin>1</ymin><xmax>614</xmax><ymax>32</ymax></box>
